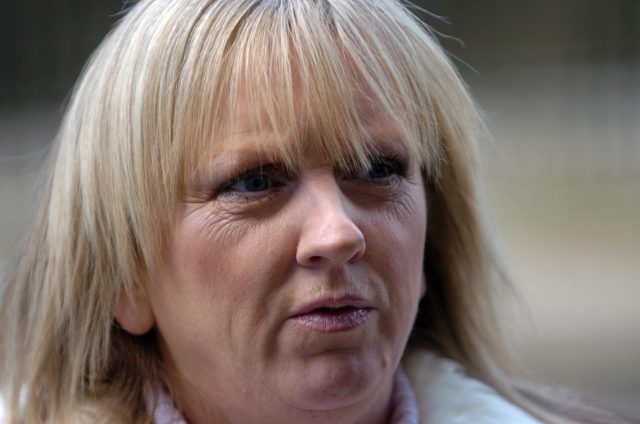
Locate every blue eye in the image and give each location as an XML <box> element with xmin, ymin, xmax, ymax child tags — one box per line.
<box><xmin>218</xmin><ymin>164</ymin><xmax>293</xmax><ymax>200</ymax></box>
<box><xmin>353</xmin><ymin>154</ymin><xmax>409</xmax><ymax>181</ymax></box>
<box><xmin>228</xmin><ymin>173</ymin><xmax>273</xmax><ymax>192</ymax></box>
<box><xmin>367</xmin><ymin>161</ymin><xmax>393</xmax><ymax>179</ymax></box>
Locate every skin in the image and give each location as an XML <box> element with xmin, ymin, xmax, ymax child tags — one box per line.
<box><xmin>115</xmin><ymin>98</ymin><xmax>427</xmax><ymax>424</ymax></box>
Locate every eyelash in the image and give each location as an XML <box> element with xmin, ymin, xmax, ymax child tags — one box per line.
<box><xmin>216</xmin><ymin>164</ymin><xmax>290</xmax><ymax>201</ymax></box>
<box><xmin>214</xmin><ymin>154</ymin><xmax>409</xmax><ymax>203</ymax></box>
<box><xmin>347</xmin><ymin>154</ymin><xmax>409</xmax><ymax>183</ymax></box>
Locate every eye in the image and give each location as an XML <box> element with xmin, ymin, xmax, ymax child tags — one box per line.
<box><xmin>367</xmin><ymin>160</ymin><xmax>395</xmax><ymax>179</ymax></box>
<box><xmin>227</xmin><ymin>173</ymin><xmax>273</xmax><ymax>193</ymax></box>
<box><xmin>345</xmin><ymin>154</ymin><xmax>409</xmax><ymax>182</ymax></box>
<box><xmin>216</xmin><ymin>164</ymin><xmax>293</xmax><ymax>203</ymax></box>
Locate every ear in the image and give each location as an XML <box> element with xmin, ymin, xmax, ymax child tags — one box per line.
<box><xmin>112</xmin><ymin>288</ymin><xmax>155</xmax><ymax>335</ymax></box>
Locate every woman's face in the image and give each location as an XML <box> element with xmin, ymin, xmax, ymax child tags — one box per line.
<box><xmin>142</xmin><ymin>98</ymin><xmax>427</xmax><ymax>422</ymax></box>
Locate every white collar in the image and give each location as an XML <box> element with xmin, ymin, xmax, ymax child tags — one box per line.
<box><xmin>403</xmin><ymin>350</ymin><xmax>542</xmax><ymax>424</ymax></box>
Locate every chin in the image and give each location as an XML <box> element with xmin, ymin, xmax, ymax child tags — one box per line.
<box><xmin>281</xmin><ymin>349</ymin><xmax>389</xmax><ymax>412</ymax></box>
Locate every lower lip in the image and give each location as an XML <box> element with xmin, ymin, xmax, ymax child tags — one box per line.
<box><xmin>291</xmin><ymin>308</ymin><xmax>372</xmax><ymax>333</ymax></box>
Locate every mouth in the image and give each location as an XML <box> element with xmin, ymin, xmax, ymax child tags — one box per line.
<box><xmin>289</xmin><ymin>296</ymin><xmax>374</xmax><ymax>333</ymax></box>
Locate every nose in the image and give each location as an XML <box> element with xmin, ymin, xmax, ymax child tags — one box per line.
<box><xmin>295</xmin><ymin>176</ymin><xmax>366</xmax><ymax>268</ymax></box>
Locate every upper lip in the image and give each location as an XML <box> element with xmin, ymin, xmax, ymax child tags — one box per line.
<box><xmin>290</xmin><ymin>295</ymin><xmax>374</xmax><ymax>317</ymax></box>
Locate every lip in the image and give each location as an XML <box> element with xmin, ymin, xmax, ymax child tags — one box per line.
<box><xmin>289</xmin><ymin>295</ymin><xmax>374</xmax><ymax>333</ymax></box>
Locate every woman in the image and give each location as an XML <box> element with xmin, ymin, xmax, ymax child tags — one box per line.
<box><xmin>0</xmin><ymin>0</ymin><xmax>633</xmax><ymax>423</ymax></box>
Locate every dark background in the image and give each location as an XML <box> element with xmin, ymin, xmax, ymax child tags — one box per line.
<box><xmin>1</xmin><ymin>1</ymin><xmax>639</xmax><ymax>105</ymax></box>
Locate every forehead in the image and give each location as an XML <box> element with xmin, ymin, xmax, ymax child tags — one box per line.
<box><xmin>228</xmin><ymin>79</ymin><xmax>391</xmax><ymax>129</ymax></box>
<box><xmin>202</xmin><ymin>81</ymin><xmax>405</xmax><ymax>169</ymax></box>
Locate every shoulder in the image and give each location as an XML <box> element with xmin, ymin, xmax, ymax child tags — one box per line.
<box><xmin>402</xmin><ymin>350</ymin><xmax>542</xmax><ymax>424</ymax></box>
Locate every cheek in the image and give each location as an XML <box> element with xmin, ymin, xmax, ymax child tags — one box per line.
<box><xmin>171</xmin><ymin>210</ymin><xmax>281</xmax><ymax>297</ymax></box>
<box><xmin>371</xmin><ymin>184</ymin><xmax>426</xmax><ymax>279</ymax></box>
<box><xmin>368</xmin><ymin>217</ymin><xmax>425</xmax><ymax>311</ymax></box>
<box><xmin>151</xmin><ymin>209</ymin><xmax>295</xmax><ymax>355</ymax></box>
<box><xmin>364</xmin><ymin>185</ymin><xmax>427</xmax><ymax>340</ymax></box>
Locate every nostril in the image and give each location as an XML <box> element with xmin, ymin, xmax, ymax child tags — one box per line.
<box><xmin>307</xmin><ymin>256</ymin><xmax>324</xmax><ymax>264</ymax></box>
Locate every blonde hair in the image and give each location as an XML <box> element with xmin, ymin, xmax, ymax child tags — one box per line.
<box><xmin>0</xmin><ymin>1</ymin><xmax>627</xmax><ymax>423</ymax></box>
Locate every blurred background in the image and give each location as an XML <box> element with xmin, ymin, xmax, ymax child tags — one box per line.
<box><xmin>1</xmin><ymin>0</ymin><xmax>639</xmax><ymax>419</ymax></box>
